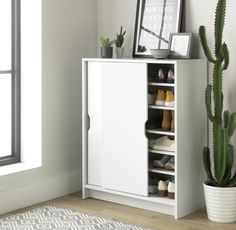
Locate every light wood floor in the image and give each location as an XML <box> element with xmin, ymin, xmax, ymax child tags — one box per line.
<box><xmin>1</xmin><ymin>193</ymin><xmax>235</xmax><ymax>230</ymax></box>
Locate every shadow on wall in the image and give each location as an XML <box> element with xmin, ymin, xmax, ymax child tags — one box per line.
<box><xmin>182</xmin><ymin>0</ymin><xmax>200</xmax><ymax>59</ymax></box>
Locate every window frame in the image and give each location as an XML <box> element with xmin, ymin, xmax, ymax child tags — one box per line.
<box><xmin>0</xmin><ymin>0</ymin><xmax>21</xmax><ymax>166</ymax></box>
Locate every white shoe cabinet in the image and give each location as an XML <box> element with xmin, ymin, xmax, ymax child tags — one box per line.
<box><xmin>82</xmin><ymin>58</ymin><xmax>207</xmax><ymax>219</ymax></box>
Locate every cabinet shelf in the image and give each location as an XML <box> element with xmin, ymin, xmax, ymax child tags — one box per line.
<box><xmin>149</xmin><ymin>149</ymin><xmax>175</xmax><ymax>156</ymax></box>
<box><xmin>149</xmin><ymin>168</ymin><xmax>175</xmax><ymax>176</ymax></box>
<box><xmin>148</xmin><ymin>82</ymin><xmax>175</xmax><ymax>87</ymax></box>
<box><xmin>148</xmin><ymin>105</ymin><xmax>175</xmax><ymax>110</ymax></box>
<box><xmin>148</xmin><ymin>194</ymin><xmax>175</xmax><ymax>205</ymax></box>
<box><xmin>146</xmin><ymin>129</ymin><xmax>175</xmax><ymax>136</ymax></box>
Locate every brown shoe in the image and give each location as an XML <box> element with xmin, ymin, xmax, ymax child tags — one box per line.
<box><xmin>171</xmin><ymin>111</ymin><xmax>175</xmax><ymax>132</ymax></box>
<box><xmin>162</xmin><ymin>110</ymin><xmax>171</xmax><ymax>131</ymax></box>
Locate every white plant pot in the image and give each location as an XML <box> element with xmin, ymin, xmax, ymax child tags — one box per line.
<box><xmin>115</xmin><ymin>47</ymin><xmax>124</xmax><ymax>58</ymax></box>
<box><xmin>203</xmin><ymin>183</ymin><xmax>236</xmax><ymax>223</ymax></box>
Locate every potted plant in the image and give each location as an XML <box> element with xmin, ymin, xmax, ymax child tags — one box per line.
<box><xmin>199</xmin><ymin>0</ymin><xmax>236</xmax><ymax>223</ymax></box>
<box><xmin>100</xmin><ymin>36</ymin><xmax>114</xmax><ymax>58</ymax></box>
<box><xmin>115</xmin><ymin>26</ymin><xmax>126</xmax><ymax>58</ymax></box>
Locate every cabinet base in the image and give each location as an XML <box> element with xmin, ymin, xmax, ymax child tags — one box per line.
<box><xmin>83</xmin><ymin>186</ymin><xmax>175</xmax><ymax>218</ymax></box>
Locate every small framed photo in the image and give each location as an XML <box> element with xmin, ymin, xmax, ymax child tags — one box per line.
<box><xmin>169</xmin><ymin>33</ymin><xmax>193</xmax><ymax>59</ymax></box>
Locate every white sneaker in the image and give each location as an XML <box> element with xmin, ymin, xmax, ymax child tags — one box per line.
<box><xmin>158</xmin><ymin>180</ymin><xmax>168</xmax><ymax>197</ymax></box>
<box><xmin>149</xmin><ymin>136</ymin><xmax>175</xmax><ymax>152</ymax></box>
<box><xmin>168</xmin><ymin>182</ymin><xmax>175</xmax><ymax>199</ymax></box>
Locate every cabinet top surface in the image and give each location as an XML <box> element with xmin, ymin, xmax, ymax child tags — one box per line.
<box><xmin>82</xmin><ymin>58</ymin><xmax>206</xmax><ymax>64</ymax></box>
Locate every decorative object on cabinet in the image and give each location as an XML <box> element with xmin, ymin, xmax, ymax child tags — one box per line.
<box><xmin>100</xmin><ymin>36</ymin><xmax>114</xmax><ymax>58</ymax></box>
<box><xmin>115</xmin><ymin>26</ymin><xmax>126</xmax><ymax>58</ymax></box>
<box><xmin>150</xmin><ymin>49</ymin><xmax>170</xmax><ymax>59</ymax></box>
<box><xmin>199</xmin><ymin>0</ymin><xmax>236</xmax><ymax>224</ymax></box>
<box><xmin>82</xmin><ymin>58</ymin><xmax>207</xmax><ymax>219</ymax></box>
<box><xmin>133</xmin><ymin>0</ymin><xmax>183</xmax><ymax>57</ymax></box>
<box><xmin>169</xmin><ymin>33</ymin><xmax>193</xmax><ymax>59</ymax></box>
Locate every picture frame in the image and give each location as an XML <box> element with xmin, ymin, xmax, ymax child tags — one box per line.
<box><xmin>133</xmin><ymin>0</ymin><xmax>183</xmax><ymax>58</ymax></box>
<box><xmin>169</xmin><ymin>33</ymin><xmax>193</xmax><ymax>59</ymax></box>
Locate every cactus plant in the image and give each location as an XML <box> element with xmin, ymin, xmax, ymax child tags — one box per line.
<box><xmin>199</xmin><ymin>0</ymin><xmax>236</xmax><ymax>187</ymax></box>
<box><xmin>100</xmin><ymin>36</ymin><xmax>114</xmax><ymax>48</ymax></box>
<box><xmin>115</xmin><ymin>26</ymin><xmax>126</xmax><ymax>48</ymax></box>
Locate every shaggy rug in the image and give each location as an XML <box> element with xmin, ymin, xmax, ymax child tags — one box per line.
<box><xmin>0</xmin><ymin>206</ymin><xmax>152</xmax><ymax>230</ymax></box>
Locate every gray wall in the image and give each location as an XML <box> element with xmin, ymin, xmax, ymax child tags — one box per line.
<box><xmin>0</xmin><ymin>0</ymin><xmax>97</xmax><ymax>214</ymax></box>
<box><xmin>97</xmin><ymin>0</ymin><xmax>236</xmax><ymax>162</ymax></box>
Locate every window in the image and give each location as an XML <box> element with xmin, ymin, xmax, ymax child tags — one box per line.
<box><xmin>0</xmin><ymin>0</ymin><xmax>21</xmax><ymax>166</ymax></box>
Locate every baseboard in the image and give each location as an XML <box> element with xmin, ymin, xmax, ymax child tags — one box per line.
<box><xmin>0</xmin><ymin>170</ymin><xmax>82</xmax><ymax>215</ymax></box>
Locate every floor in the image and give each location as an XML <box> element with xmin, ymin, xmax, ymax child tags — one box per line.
<box><xmin>1</xmin><ymin>193</ymin><xmax>235</xmax><ymax>230</ymax></box>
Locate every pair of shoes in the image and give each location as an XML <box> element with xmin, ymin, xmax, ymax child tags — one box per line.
<box><xmin>153</xmin><ymin>155</ymin><xmax>175</xmax><ymax>171</ymax></box>
<box><xmin>157</xmin><ymin>69</ymin><xmax>175</xmax><ymax>83</ymax></box>
<box><xmin>149</xmin><ymin>136</ymin><xmax>175</xmax><ymax>152</ymax></box>
<box><xmin>148</xmin><ymin>176</ymin><xmax>158</xmax><ymax>194</ymax></box>
<box><xmin>162</xmin><ymin>110</ymin><xmax>174</xmax><ymax>131</ymax></box>
<box><xmin>158</xmin><ymin>180</ymin><xmax>175</xmax><ymax>199</ymax></box>
<box><xmin>155</xmin><ymin>90</ymin><xmax>174</xmax><ymax>107</ymax></box>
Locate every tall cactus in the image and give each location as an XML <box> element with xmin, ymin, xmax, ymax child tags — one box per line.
<box><xmin>199</xmin><ymin>0</ymin><xmax>236</xmax><ymax>187</ymax></box>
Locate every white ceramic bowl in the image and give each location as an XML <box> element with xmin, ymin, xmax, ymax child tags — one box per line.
<box><xmin>150</xmin><ymin>49</ymin><xmax>170</xmax><ymax>59</ymax></box>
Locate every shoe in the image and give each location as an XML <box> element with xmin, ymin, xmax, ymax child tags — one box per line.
<box><xmin>162</xmin><ymin>110</ymin><xmax>171</xmax><ymax>131</ymax></box>
<box><xmin>158</xmin><ymin>180</ymin><xmax>168</xmax><ymax>197</ymax></box>
<box><xmin>149</xmin><ymin>136</ymin><xmax>175</xmax><ymax>152</ymax></box>
<box><xmin>153</xmin><ymin>155</ymin><xmax>171</xmax><ymax>168</ymax></box>
<box><xmin>165</xmin><ymin>157</ymin><xmax>175</xmax><ymax>171</ymax></box>
<box><xmin>168</xmin><ymin>182</ymin><xmax>175</xmax><ymax>199</ymax></box>
<box><xmin>155</xmin><ymin>90</ymin><xmax>166</xmax><ymax>105</ymax></box>
<box><xmin>167</xmin><ymin>69</ymin><xmax>175</xmax><ymax>83</ymax></box>
<box><xmin>148</xmin><ymin>176</ymin><xmax>158</xmax><ymax>194</ymax></box>
<box><xmin>165</xmin><ymin>91</ymin><xmax>174</xmax><ymax>107</ymax></box>
<box><xmin>171</xmin><ymin>111</ymin><xmax>175</xmax><ymax>132</ymax></box>
<box><xmin>148</xmin><ymin>93</ymin><xmax>156</xmax><ymax>105</ymax></box>
<box><xmin>157</xmin><ymin>69</ymin><xmax>166</xmax><ymax>83</ymax></box>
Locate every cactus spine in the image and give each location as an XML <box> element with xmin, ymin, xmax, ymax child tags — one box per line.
<box><xmin>199</xmin><ymin>0</ymin><xmax>236</xmax><ymax>187</ymax></box>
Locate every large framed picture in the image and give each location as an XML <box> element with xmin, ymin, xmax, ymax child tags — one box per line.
<box><xmin>133</xmin><ymin>0</ymin><xmax>183</xmax><ymax>57</ymax></box>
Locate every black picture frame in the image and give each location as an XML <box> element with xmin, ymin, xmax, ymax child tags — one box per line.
<box><xmin>133</xmin><ymin>0</ymin><xmax>183</xmax><ymax>58</ymax></box>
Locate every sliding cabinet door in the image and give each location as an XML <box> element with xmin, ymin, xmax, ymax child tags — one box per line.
<box><xmin>102</xmin><ymin>62</ymin><xmax>148</xmax><ymax>196</ymax></box>
<box><xmin>87</xmin><ymin>62</ymin><xmax>103</xmax><ymax>186</ymax></box>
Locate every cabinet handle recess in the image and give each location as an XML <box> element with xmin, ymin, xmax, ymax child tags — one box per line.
<box><xmin>87</xmin><ymin>114</ymin><xmax>91</xmax><ymax>130</ymax></box>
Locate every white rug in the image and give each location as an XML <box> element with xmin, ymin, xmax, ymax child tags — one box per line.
<box><xmin>0</xmin><ymin>206</ymin><xmax>152</xmax><ymax>230</ymax></box>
